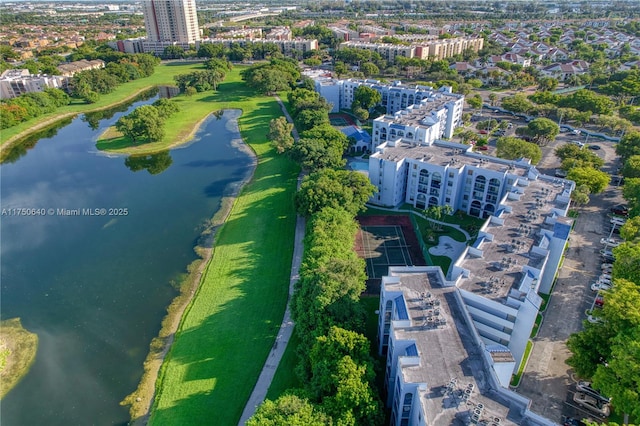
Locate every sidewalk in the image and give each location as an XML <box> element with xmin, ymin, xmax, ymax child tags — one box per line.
<box><xmin>237</xmin><ymin>96</ymin><xmax>303</xmax><ymax>425</ymax></box>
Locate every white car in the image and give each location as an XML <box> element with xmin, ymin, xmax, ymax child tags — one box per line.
<box><xmin>599</xmin><ymin>273</ymin><xmax>612</xmax><ymax>281</ymax></box>
<box><xmin>611</xmin><ymin>217</ymin><xmax>626</xmax><ymax>226</ymax></box>
<box><xmin>597</xmin><ymin>277</ymin><xmax>612</xmax><ymax>286</ymax></box>
<box><xmin>592</xmin><ymin>282</ymin><xmax>612</xmax><ymax>292</ymax></box>
<box><xmin>601</xmin><ymin>263</ymin><xmax>613</xmax><ymax>270</ymax></box>
<box><xmin>600</xmin><ymin>238</ymin><xmax>620</xmax><ymax>247</ymax></box>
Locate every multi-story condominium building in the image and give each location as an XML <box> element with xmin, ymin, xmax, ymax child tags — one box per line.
<box><xmin>368</xmin><ymin>138</ymin><xmax>574</xmax><ymax>293</ymax></box>
<box><xmin>0</xmin><ymin>69</ymin><xmax>66</xmax><ymax>99</ymax></box>
<box><xmin>340</xmin><ymin>37</ymin><xmax>483</xmax><ymax>62</ymax></box>
<box><xmin>414</xmin><ymin>37</ymin><xmax>485</xmax><ymax>60</ymax></box>
<box><xmin>378</xmin><ymin>266</ymin><xmax>557</xmax><ymax>426</ymax></box>
<box><xmin>142</xmin><ymin>0</ymin><xmax>200</xmax><ymax>44</ymax></box>
<box><xmin>266</xmin><ymin>26</ymin><xmax>292</xmax><ymax>41</ymax></box>
<box><xmin>372</xmin><ymin>142</ymin><xmax>573</xmax><ymax>426</ymax></box>
<box><xmin>370</xmin><ymin>89</ymin><xmax>464</xmax><ymax>149</ymax></box>
<box><xmin>197</xmin><ymin>38</ymin><xmax>318</xmax><ymax>58</ymax></box>
<box><xmin>341</xmin><ymin>40</ymin><xmax>415</xmax><ymax>63</ymax></box>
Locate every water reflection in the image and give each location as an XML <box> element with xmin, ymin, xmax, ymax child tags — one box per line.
<box><xmin>81</xmin><ymin>87</ymin><xmax>159</xmax><ymax>130</ymax></box>
<box><xmin>1</xmin><ymin>117</ymin><xmax>73</xmax><ymax>164</ymax></box>
<box><xmin>124</xmin><ymin>151</ymin><xmax>173</xmax><ymax>175</ymax></box>
<box><xmin>157</xmin><ymin>86</ymin><xmax>180</xmax><ymax>99</ymax></box>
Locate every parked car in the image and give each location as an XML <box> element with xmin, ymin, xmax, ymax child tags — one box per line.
<box><xmin>591</xmin><ymin>282</ymin><xmax>612</xmax><ymax>292</ymax></box>
<box><xmin>600</xmin><ymin>249</ymin><xmax>615</xmax><ymax>258</ymax></box>
<box><xmin>475</xmin><ymin>145</ymin><xmax>489</xmax><ymax>151</ymax></box>
<box><xmin>588</xmin><ymin>144</ymin><xmax>601</xmax><ymax>150</ymax></box>
<box><xmin>587</xmin><ymin>314</ymin><xmax>604</xmax><ymax>324</ymax></box>
<box><xmin>600</xmin><ymin>238</ymin><xmax>620</xmax><ymax>247</ymax></box>
<box><xmin>479</xmin><ymin>129</ymin><xmax>488</xmax><ymax>134</ymax></box>
<box><xmin>610</xmin><ymin>205</ymin><xmax>629</xmax><ymax>217</ymax></box>
<box><xmin>599</xmin><ymin>273</ymin><xmax>612</xmax><ymax>281</ymax></box>
<box><xmin>595</xmin><ymin>294</ymin><xmax>605</xmax><ymax>307</ymax></box>
<box><xmin>576</xmin><ymin>381</ymin><xmax>611</xmax><ymax>403</ymax></box>
<box><xmin>601</xmin><ymin>263</ymin><xmax>614</xmax><ymax>271</ymax></box>
<box><xmin>611</xmin><ymin>216</ymin><xmax>626</xmax><ymax>226</ymax></box>
<box><xmin>573</xmin><ymin>392</ymin><xmax>610</xmax><ymax>417</ymax></box>
<box><xmin>562</xmin><ymin>416</ymin><xmax>587</xmax><ymax>426</ymax></box>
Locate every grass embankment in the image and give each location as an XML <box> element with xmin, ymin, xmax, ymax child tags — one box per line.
<box><xmin>0</xmin><ymin>61</ymin><xmax>205</xmax><ymax>160</ymax></box>
<box><xmin>0</xmin><ymin>318</ymin><xmax>38</xmax><ymax>399</ymax></box>
<box><xmin>144</xmin><ymin>69</ymin><xmax>300</xmax><ymax>426</ymax></box>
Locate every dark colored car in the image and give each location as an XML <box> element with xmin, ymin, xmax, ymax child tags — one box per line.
<box><xmin>588</xmin><ymin>144</ymin><xmax>601</xmax><ymax>150</ymax></box>
<box><xmin>562</xmin><ymin>417</ymin><xmax>587</xmax><ymax>426</ymax></box>
<box><xmin>595</xmin><ymin>294</ymin><xmax>605</xmax><ymax>307</ymax></box>
<box><xmin>476</xmin><ymin>145</ymin><xmax>489</xmax><ymax>151</ymax></box>
<box><xmin>611</xmin><ymin>205</ymin><xmax>629</xmax><ymax>217</ymax></box>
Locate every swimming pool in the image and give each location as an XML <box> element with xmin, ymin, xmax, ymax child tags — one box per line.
<box><xmin>349</xmin><ymin>160</ymin><xmax>369</xmax><ymax>171</ymax></box>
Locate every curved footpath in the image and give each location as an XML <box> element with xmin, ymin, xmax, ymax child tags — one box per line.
<box><xmin>237</xmin><ymin>96</ymin><xmax>303</xmax><ymax>425</ymax></box>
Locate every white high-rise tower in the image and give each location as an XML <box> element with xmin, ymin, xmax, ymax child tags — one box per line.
<box><xmin>143</xmin><ymin>0</ymin><xmax>200</xmax><ymax>44</ymax></box>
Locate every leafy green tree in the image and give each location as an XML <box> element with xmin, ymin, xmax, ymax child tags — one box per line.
<box><xmin>558</xmin><ymin>89</ymin><xmax>615</xmax><ymax>115</ymax></box>
<box><xmin>297</xmin><ymin>109</ymin><xmax>331</xmax><ymax>132</ymax></box>
<box><xmin>352</xmin><ymin>86</ymin><xmax>382</xmax><ymax>111</ymax></box>
<box><xmin>555</xmin><ymin>143</ymin><xmax>604</xmax><ymax>170</ymax></box>
<box><xmin>622</xmin><ymin>155</ymin><xmax>640</xmax><ymax>179</ymax></box>
<box><xmin>622</xmin><ymin>178</ymin><xmax>640</xmax><ymax>217</ymax></box>
<box><xmin>496</xmin><ymin>136</ymin><xmax>542</xmax><ymax>164</ymax></box>
<box><xmin>295</xmin><ymin>169</ymin><xmax>376</xmax><ymax>217</ymax></box>
<box><xmin>591</xmin><ymin>312</ymin><xmax>640</xmax><ymax>420</ymax></box>
<box><xmin>291</xmin><ymin>138</ymin><xmax>344</xmax><ymax>171</ymax></box>
<box><xmin>567</xmin><ymin>167</ymin><xmax>610</xmax><ymax>194</ymax></box>
<box><xmin>197</xmin><ymin>43</ymin><xmax>224</xmax><ymax>58</ymax></box>
<box><xmin>612</xmin><ymin>244</ymin><xmax>640</xmax><ymax>285</ymax></box>
<box><xmin>617</xmin><ymin>131</ymin><xmax>640</xmax><ymax>163</ymax></box>
<box><xmin>247</xmin><ymin>394</ymin><xmax>332</xmax><ymax>426</ymax></box>
<box><xmin>466</xmin><ymin>94</ymin><xmax>483</xmax><ymax>111</ymax></box>
<box><xmin>163</xmin><ymin>45</ymin><xmax>184</xmax><ymax>59</ymax></box>
<box><xmin>501</xmin><ymin>93</ymin><xmax>536</xmax><ymax>114</ymax></box>
<box><xmin>571</xmin><ymin>184</ymin><xmax>591</xmax><ymax>207</ymax></box>
<box><xmin>115</xmin><ymin>105</ymin><xmax>164</xmax><ymax>143</ymax></box>
<box><xmin>620</xmin><ymin>217</ymin><xmax>640</xmax><ymax>242</ymax></box>
<box><xmin>537</xmin><ymin>77</ymin><xmax>559</xmax><ymax>91</ymax></box>
<box><xmin>360</xmin><ymin>62</ymin><xmax>379</xmax><ymax>77</ymax></box>
<box><xmin>152</xmin><ymin>98</ymin><xmax>180</xmax><ymax>119</ymax></box>
<box><xmin>525</xmin><ymin>117</ymin><xmax>559</xmax><ymax>145</ymax></box>
<box><xmin>268</xmin><ymin>116</ymin><xmax>294</xmax><ymax>154</ymax></box>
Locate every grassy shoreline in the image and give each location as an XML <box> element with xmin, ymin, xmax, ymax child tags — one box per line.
<box><xmin>0</xmin><ymin>61</ymin><xmax>206</xmax><ymax>161</ymax></box>
<box><xmin>135</xmin><ymin>70</ymin><xmax>299</xmax><ymax>425</ymax></box>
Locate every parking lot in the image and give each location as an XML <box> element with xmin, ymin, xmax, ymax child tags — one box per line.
<box><xmin>514</xmin><ymin>136</ymin><xmax>624</xmax><ymax>423</ymax></box>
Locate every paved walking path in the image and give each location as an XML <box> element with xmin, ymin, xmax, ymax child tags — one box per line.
<box><xmin>237</xmin><ymin>96</ymin><xmax>303</xmax><ymax>425</ymax></box>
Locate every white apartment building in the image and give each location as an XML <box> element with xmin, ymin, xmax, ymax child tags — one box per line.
<box><xmin>0</xmin><ymin>69</ymin><xmax>65</xmax><ymax>99</ymax></box>
<box><xmin>341</xmin><ymin>40</ymin><xmax>415</xmax><ymax>63</ymax></box>
<box><xmin>142</xmin><ymin>0</ymin><xmax>200</xmax><ymax>44</ymax></box>
<box><xmin>373</xmin><ymin>146</ymin><xmax>573</xmax><ymax>426</ymax></box>
<box><xmin>378</xmin><ymin>267</ymin><xmax>557</xmax><ymax>426</ymax></box>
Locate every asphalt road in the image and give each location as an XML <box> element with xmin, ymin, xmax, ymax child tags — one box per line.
<box><xmin>515</xmin><ymin>136</ymin><xmax>624</xmax><ymax>424</ymax></box>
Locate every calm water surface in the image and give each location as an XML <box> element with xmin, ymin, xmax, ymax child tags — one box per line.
<box><xmin>0</xmin><ymin>101</ymin><xmax>253</xmax><ymax>425</ymax></box>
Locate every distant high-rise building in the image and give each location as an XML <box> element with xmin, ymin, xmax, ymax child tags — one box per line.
<box><xmin>142</xmin><ymin>0</ymin><xmax>200</xmax><ymax>44</ymax></box>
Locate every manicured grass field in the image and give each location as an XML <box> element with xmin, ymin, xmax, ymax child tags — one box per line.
<box><xmin>1</xmin><ymin>61</ymin><xmax>206</xmax><ymax>146</ymax></box>
<box><xmin>147</xmin><ymin>68</ymin><xmax>300</xmax><ymax>426</ymax></box>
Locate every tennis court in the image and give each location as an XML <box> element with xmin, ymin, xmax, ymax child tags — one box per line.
<box><xmin>329</xmin><ymin>116</ymin><xmax>350</xmax><ymax>126</ymax></box>
<box><xmin>358</xmin><ymin>225</ymin><xmax>414</xmax><ymax>279</ymax></box>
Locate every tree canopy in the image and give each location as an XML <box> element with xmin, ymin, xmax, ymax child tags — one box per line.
<box><xmin>495</xmin><ymin>136</ymin><xmax>542</xmax><ymax>164</ymax></box>
<box><xmin>295</xmin><ymin>169</ymin><xmax>376</xmax><ymax>217</ymax></box>
<box><xmin>567</xmin><ymin>167</ymin><xmax>610</xmax><ymax>194</ymax></box>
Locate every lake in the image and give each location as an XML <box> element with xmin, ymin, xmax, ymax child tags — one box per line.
<box><xmin>0</xmin><ymin>99</ymin><xmax>253</xmax><ymax>425</ymax></box>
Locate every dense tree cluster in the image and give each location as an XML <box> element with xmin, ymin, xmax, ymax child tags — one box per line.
<box><xmin>241</xmin><ymin>58</ymin><xmax>300</xmax><ymax>95</ymax></box>
<box><xmin>69</xmin><ymin>53</ymin><xmax>159</xmax><ymax>104</ymax></box>
<box><xmin>0</xmin><ymin>88</ymin><xmax>69</xmax><ymax>129</ymax></box>
<box><xmin>114</xmin><ymin>98</ymin><xmax>179</xmax><ymax>144</ymax></box>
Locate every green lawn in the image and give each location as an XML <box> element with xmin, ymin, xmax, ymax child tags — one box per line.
<box><xmin>147</xmin><ymin>70</ymin><xmax>300</xmax><ymax>425</ymax></box>
<box><xmin>1</xmin><ymin>61</ymin><xmax>206</xmax><ymax>147</ymax></box>
<box><xmin>265</xmin><ymin>331</ymin><xmax>302</xmax><ymax>401</ymax></box>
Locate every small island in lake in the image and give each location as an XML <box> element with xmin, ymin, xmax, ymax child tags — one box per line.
<box><xmin>0</xmin><ymin>318</ymin><xmax>38</xmax><ymax>399</ymax></box>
